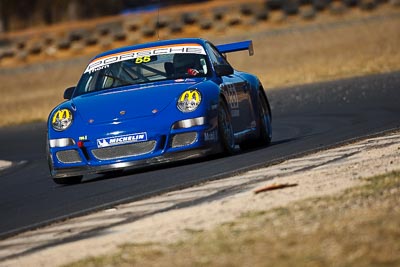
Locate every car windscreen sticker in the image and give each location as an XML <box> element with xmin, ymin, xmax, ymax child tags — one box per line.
<box><xmin>85</xmin><ymin>44</ymin><xmax>206</xmax><ymax>74</ymax></box>
<box><xmin>97</xmin><ymin>132</ymin><xmax>148</xmax><ymax>148</ymax></box>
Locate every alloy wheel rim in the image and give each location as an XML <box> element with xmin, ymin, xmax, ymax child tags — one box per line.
<box><xmin>220</xmin><ymin>108</ymin><xmax>234</xmax><ymax>148</ymax></box>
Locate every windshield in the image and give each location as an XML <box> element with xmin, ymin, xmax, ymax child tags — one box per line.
<box><xmin>75</xmin><ymin>43</ymin><xmax>210</xmax><ymax>96</ymax></box>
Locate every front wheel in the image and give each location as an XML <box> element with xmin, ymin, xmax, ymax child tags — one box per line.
<box><xmin>53</xmin><ymin>176</ymin><xmax>83</xmax><ymax>185</ymax></box>
<box><xmin>218</xmin><ymin>99</ymin><xmax>235</xmax><ymax>154</ymax></box>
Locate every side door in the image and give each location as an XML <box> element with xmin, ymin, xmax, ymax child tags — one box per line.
<box><xmin>205</xmin><ymin>42</ymin><xmax>255</xmax><ymax>135</ymax></box>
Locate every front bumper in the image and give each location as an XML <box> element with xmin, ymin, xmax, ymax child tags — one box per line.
<box><xmin>51</xmin><ymin>147</ymin><xmax>217</xmax><ymax>178</ymax></box>
<box><xmin>48</xmin><ymin>118</ymin><xmax>222</xmax><ymax>179</ymax></box>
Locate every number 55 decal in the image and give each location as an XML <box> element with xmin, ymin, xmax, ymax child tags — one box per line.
<box><xmin>135</xmin><ymin>56</ymin><xmax>151</xmax><ymax>64</ymax></box>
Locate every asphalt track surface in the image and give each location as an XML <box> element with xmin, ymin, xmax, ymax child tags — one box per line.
<box><xmin>0</xmin><ymin>71</ymin><xmax>399</xmax><ymax>239</ymax></box>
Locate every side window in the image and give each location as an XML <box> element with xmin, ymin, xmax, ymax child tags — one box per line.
<box><xmin>205</xmin><ymin>42</ymin><xmax>230</xmax><ymax>67</ymax></box>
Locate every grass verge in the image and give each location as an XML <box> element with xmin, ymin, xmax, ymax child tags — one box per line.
<box><xmin>65</xmin><ymin>171</ymin><xmax>400</xmax><ymax>267</ymax></box>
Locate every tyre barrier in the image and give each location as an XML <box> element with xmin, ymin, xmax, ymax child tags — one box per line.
<box><xmin>57</xmin><ymin>38</ymin><xmax>71</xmax><ymax>50</ymax></box>
<box><xmin>0</xmin><ymin>48</ymin><xmax>15</xmax><ymax>60</ymax></box>
<box><xmin>240</xmin><ymin>3</ymin><xmax>258</xmax><ymax>15</ymax></box>
<box><xmin>182</xmin><ymin>12</ymin><xmax>200</xmax><ymax>25</ymax></box>
<box><xmin>255</xmin><ymin>9</ymin><xmax>270</xmax><ymax>21</ymax></box>
<box><xmin>227</xmin><ymin>14</ymin><xmax>242</xmax><ymax>26</ymax></box>
<box><xmin>28</xmin><ymin>42</ymin><xmax>42</xmax><ymax>55</ymax></box>
<box><xmin>125</xmin><ymin>19</ymin><xmax>141</xmax><ymax>32</ymax></box>
<box><xmin>96</xmin><ymin>21</ymin><xmax>123</xmax><ymax>37</ymax></box>
<box><xmin>71</xmin><ymin>41</ymin><xmax>86</xmax><ymax>53</ymax></box>
<box><xmin>141</xmin><ymin>25</ymin><xmax>156</xmax><ymax>38</ymax></box>
<box><xmin>282</xmin><ymin>0</ymin><xmax>300</xmax><ymax>15</ymax></box>
<box><xmin>155</xmin><ymin>15</ymin><xmax>172</xmax><ymax>29</ymax></box>
<box><xmin>15</xmin><ymin>40</ymin><xmax>26</xmax><ymax>50</ymax></box>
<box><xmin>0</xmin><ymin>0</ymin><xmax>397</xmax><ymax>64</ymax></box>
<box><xmin>15</xmin><ymin>49</ymin><xmax>28</xmax><ymax>61</ymax></box>
<box><xmin>342</xmin><ymin>0</ymin><xmax>359</xmax><ymax>7</ymax></box>
<box><xmin>169</xmin><ymin>21</ymin><xmax>184</xmax><ymax>34</ymax></box>
<box><xmin>199</xmin><ymin>18</ymin><xmax>213</xmax><ymax>30</ymax></box>
<box><xmin>300</xmin><ymin>5</ymin><xmax>317</xmax><ymax>20</ymax></box>
<box><xmin>98</xmin><ymin>36</ymin><xmax>113</xmax><ymax>49</ymax></box>
<box><xmin>85</xmin><ymin>36</ymin><xmax>99</xmax><ymax>46</ymax></box>
<box><xmin>313</xmin><ymin>0</ymin><xmax>331</xmax><ymax>10</ymax></box>
<box><xmin>359</xmin><ymin>0</ymin><xmax>378</xmax><ymax>10</ymax></box>
<box><xmin>43</xmin><ymin>34</ymin><xmax>55</xmax><ymax>46</ymax></box>
<box><xmin>212</xmin><ymin>6</ymin><xmax>227</xmax><ymax>21</ymax></box>
<box><xmin>267</xmin><ymin>0</ymin><xmax>285</xmax><ymax>10</ymax></box>
<box><xmin>329</xmin><ymin>1</ymin><xmax>347</xmax><ymax>15</ymax></box>
<box><xmin>68</xmin><ymin>29</ymin><xmax>89</xmax><ymax>42</ymax></box>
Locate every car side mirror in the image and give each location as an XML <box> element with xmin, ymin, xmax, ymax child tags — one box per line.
<box><xmin>64</xmin><ymin>86</ymin><xmax>76</xmax><ymax>100</ymax></box>
<box><xmin>214</xmin><ymin>64</ymin><xmax>234</xmax><ymax>77</ymax></box>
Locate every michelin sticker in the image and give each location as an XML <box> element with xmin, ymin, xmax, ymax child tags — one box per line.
<box><xmin>97</xmin><ymin>132</ymin><xmax>147</xmax><ymax>148</ymax></box>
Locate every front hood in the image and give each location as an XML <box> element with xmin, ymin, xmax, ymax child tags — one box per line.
<box><xmin>72</xmin><ymin>80</ymin><xmax>202</xmax><ymax>125</ymax></box>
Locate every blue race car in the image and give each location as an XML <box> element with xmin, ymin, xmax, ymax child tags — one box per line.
<box><xmin>47</xmin><ymin>38</ymin><xmax>272</xmax><ymax>184</ymax></box>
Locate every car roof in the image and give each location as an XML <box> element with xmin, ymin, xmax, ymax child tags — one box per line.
<box><xmin>93</xmin><ymin>38</ymin><xmax>208</xmax><ymax>60</ymax></box>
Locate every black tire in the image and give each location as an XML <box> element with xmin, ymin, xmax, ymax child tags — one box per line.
<box><xmin>258</xmin><ymin>90</ymin><xmax>272</xmax><ymax>146</ymax></box>
<box><xmin>53</xmin><ymin>176</ymin><xmax>83</xmax><ymax>185</ymax></box>
<box><xmin>218</xmin><ymin>99</ymin><xmax>235</xmax><ymax>154</ymax></box>
<box><xmin>240</xmin><ymin>90</ymin><xmax>272</xmax><ymax>150</ymax></box>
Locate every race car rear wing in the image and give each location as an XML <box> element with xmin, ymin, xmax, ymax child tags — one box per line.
<box><xmin>216</xmin><ymin>40</ymin><xmax>254</xmax><ymax>56</ymax></box>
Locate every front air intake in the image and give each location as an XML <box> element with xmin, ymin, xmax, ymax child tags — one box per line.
<box><xmin>92</xmin><ymin>141</ymin><xmax>157</xmax><ymax>160</ymax></box>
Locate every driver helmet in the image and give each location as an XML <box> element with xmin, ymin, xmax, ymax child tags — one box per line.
<box><xmin>173</xmin><ymin>54</ymin><xmax>199</xmax><ymax>72</ymax></box>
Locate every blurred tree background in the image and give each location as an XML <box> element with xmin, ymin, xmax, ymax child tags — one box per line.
<box><xmin>0</xmin><ymin>0</ymin><xmax>207</xmax><ymax>32</ymax></box>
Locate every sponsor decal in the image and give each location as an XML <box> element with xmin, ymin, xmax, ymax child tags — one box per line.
<box><xmin>134</xmin><ymin>56</ymin><xmax>152</xmax><ymax>64</ymax></box>
<box><xmin>52</xmin><ymin>109</ymin><xmax>73</xmax><ymax>130</ymax></box>
<box><xmin>97</xmin><ymin>132</ymin><xmax>148</xmax><ymax>148</ymax></box>
<box><xmin>231</xmin><ymin>109</ymin><xmax>240</xmax><ymax>117</ymax></box>
<box><xmin>90</xmin><ymin>65</ymin><xmax>109</xmax><ymax>73</ymax></box>
<box><xmin>52</xmin><ymin>109</ymin><xmax>72</xmax><ymax>124</ymax></box>
<box><xmin>179</xmin><ymin>90</ymin><xmax>201</xmax><ymax>102</ymax></box>
<box><xmin>204</xmin><ymin>130</ymin><xmax>218</xmax><ymax>141</ymax></box>
<box><xmin>177</xmin><ymin>90</ymin><xmax>202</xmax><ymax>112</ymax></box>
<box><xmin>225</xmin><ymin>83</ymin><xmax>239</xmax><ymax>109</ymax></box>
<box><xmin>85</xmin><ymin>44</ymin><xmax>206</xmax><ymax>74</ymax></box>
<box><xmin>79</xmin><ymin>135</ymin><xmax>88</xmax><ymax>141</ymax></box>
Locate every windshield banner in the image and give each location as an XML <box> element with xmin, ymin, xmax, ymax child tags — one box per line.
<box><xmin>84</xmin><ymin>44</ymin><xmax>206</xmax><ymax>74</ymax></box>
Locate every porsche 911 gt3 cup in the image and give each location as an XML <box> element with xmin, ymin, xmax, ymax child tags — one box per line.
<box><xmin>47</xmin><ymin>38</ymin><xmax>272</xmax><ymax>184</ymax></box>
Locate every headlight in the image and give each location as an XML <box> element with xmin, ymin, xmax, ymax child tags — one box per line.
<box><xmin>177</xmin><ymin>89</ymin><xmax>202</xmax><ymax>112</ymax></box>
<box><xmin>51</xmin><ymin>109</ymin><xmax>73</xmax><ymax>131</ymax></box>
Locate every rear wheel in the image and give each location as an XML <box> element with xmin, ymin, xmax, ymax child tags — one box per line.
<box><xmin>218</xmin><ymin>99</ymin><xmax>235</xmax><ymax>154</ymax></box>
<box><xmin>240</xmin><ymin>90</ymin><xmax>272</xmax><ymax>150</ymax></box>
<box><xmin>258</xmin><ymin>91</ymin><xmax>272</xmax><ymax>146</ymax></box>
<box><xmin>53</xmin><ymin>176</ymin><xmax>83</xmax><ymax>185</ymax></box>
